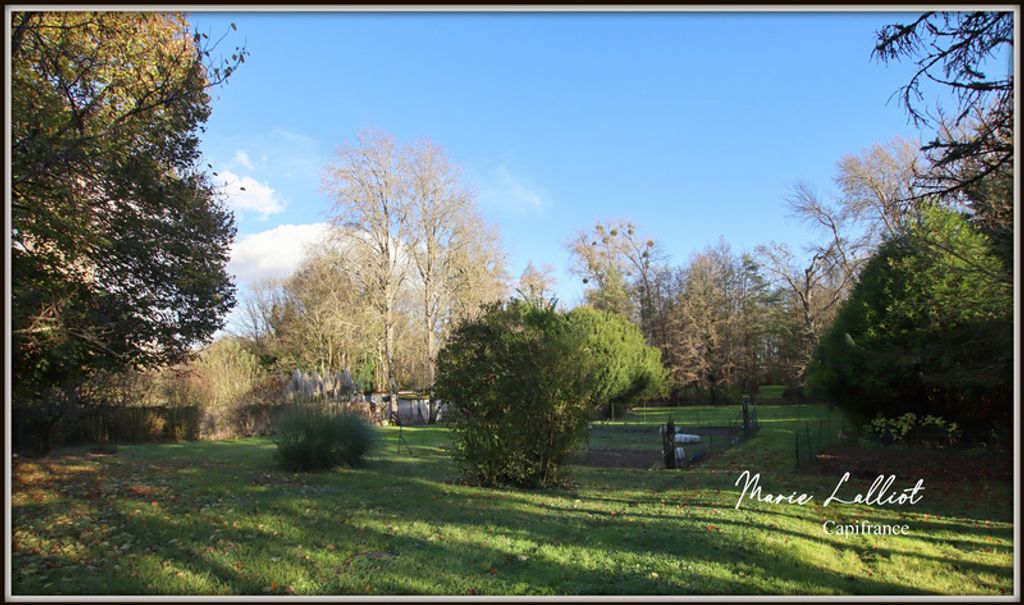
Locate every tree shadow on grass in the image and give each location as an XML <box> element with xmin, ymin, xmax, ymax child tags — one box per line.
<box><xmin>10</xmin><ymin>438</ymin><xmax>1014</xmax><ymax>597</ymax></box>
<box><xmin>383</xmin><ymin>461</ymin><xmax>1012</xmax><ymax>593</ymax></box>
<box><xmin>266</xmin><ymin>479</ymin><xmax>950</xmax><ymax>595</ymax></box>
<box><xmin>455</xmin><ymin>476</ymin><xmax>1012</xmax><ymax>579</ymax></box>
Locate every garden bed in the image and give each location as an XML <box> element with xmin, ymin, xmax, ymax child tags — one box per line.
<box><xmin>583</xmin><ymin>422</ymin><xmax>753</xmax><ymax>469</ymax></box>
<box><xmin>804</xmin><ymin>443</ymin><xmax>1012</xmax><ymax>484</ymax></box>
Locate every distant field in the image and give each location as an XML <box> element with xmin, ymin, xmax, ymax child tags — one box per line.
<box><xmin>632</xmin><ymin>384</ymin><xmax>806</xmax><ymax>408</ymax></box>
<box><xmin>11</xmin><ymin>404</ymin><xmax>1014</xmax><ymax>596</ymax></box>
<box><xmin>758</xmin><ymin>385</ymin><xmax>787</xmax><ymax>400</ymax></box>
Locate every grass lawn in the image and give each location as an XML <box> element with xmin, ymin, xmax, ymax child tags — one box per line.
<box><xmin>10</xmin><ymin>404</ymin><xmax>1014</xmax><ymax>596</ymax></box>
<box><xmin>758</xmin><ymin>384</ymin><xmax>786</xmax><ymax>401</ymax></box>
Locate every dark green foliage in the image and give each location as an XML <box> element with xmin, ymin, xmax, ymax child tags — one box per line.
<box><xmin>782</xmin><ymin>385</ymin><xmax>809</xmax><ymax>403</ymax></box>
<box><xmin>671</xmin><ymin>384</ymin><xmax>746</xmax><ymax>406</ymax></box>
<box><xmin>274</xmin><ymin>406</ymin><xmax>376</xmax><ymax>472</ymax></box>
<box><xmin>353</xmin><ymin>352</ymin><xmax>377</xmax><ymax>395</ymax></box>
<box><xmin>11</xmin><ymin>13</ymin><xmax>243</xmax><ymax>453</ymax></box>
<box><xmin>807</xmin><ymin>207</ymin><xmax>1012</xmax><ymax>435</ymax></box>
<box><xmin>434</xmin><ymin>301</ymin><xmax>667</xmax><ymax>487</ymax></box>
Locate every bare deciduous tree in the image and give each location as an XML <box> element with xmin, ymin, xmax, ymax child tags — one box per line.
<box><xmin>567</xmin><ymin>219</ymin><xmax>668</xmax><ymax>339</ymax></box>
<box><xmin>406</xmin><ymin>139</ymin><xmax>507</xmax><ymax>405</ymax></box>
<box><xmin>515</xmin><ymin>261</ymin><xmax>558</xmax><ymax>308</ymax></box>
<box><xmin>446</xmin><ymin>221</ymin><xmax>507</xmax><ymax>324</ymax></box>
<box><xmin>324</xmin><ymin>129</ymin><xmax>412</xmax><ymax>399</ymax></box>
<box><xmin>322</xmin><ymin>130</ymin><xmax>506</xmax><ymax>406</ymax></box>
<box><xmin>834</xmin><ymin>137</ymin><xmax>925</xmax><ymax>240</ymax></box>
<box><xmin>755</xmin><ymin>238</ymin><xmax>862</xmax><ymax>384</ymax></box>
<box><xmin>275</xmin><ymin>244</ymin><xmax>378</xmax><ymax>377</ymax></box>
<box><xmin>234</xmin><ymin>278</ymin><xmax>283</xmax><ymax>354</ymax></box>
<box><xmin>764</xmin><ymin>138</ymin><xmax>927</xmax><ymax>384</ymax></box>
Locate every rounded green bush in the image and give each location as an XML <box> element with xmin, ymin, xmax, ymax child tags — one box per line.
<box><xmin>435</xmin><ymin>300</ymin><xmax>667</xmax><ymax>488</ymax></box>
<box><xmin>274</xmin><ymin>405</ymin><xmax>376</xmax><ymax>471</ymax></box>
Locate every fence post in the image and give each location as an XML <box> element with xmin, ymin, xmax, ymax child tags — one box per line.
<box><xmin>742</xmin><ymin>396</ymin><xmax>751</xmax><ymax>437</ymax></box>
<box><xmin>663</xmin><ymin>418</ymin><xmax>676</xmax><ymax>469</ymax></box>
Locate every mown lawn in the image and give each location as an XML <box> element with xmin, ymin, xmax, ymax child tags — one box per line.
<box><xmin>10</xmin><ymin>405</ymin><xmax>1014</xmax><ymax>596</ymax></box>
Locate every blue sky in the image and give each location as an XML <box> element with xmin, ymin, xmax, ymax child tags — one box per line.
<box><xmin>186</xmin><ymin>10</ymin><xmax>984</xmax><ymax>318</ymax></box>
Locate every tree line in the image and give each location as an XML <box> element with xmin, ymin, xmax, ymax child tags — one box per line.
<box><xmin>187</xmin><ymin>11</ymin><xmax>1018</xmax><ymax>437</ymax></box>
<box><xmin>11</xmin><ymin>11</ymin><xmax>1013</xmax><ymax>451</ymax></box>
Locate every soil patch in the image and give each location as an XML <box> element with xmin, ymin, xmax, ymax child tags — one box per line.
<box><xmin>591</xmin><ymin>425</ymin><xmax>741</xmax><ymax>436</ymax></box>
<box><xmin>804</xmin><ymin>443</ymin><xmax>1012</xmax><ymax>485</ymax></box>
<box><xmin>674</xmin><ymin>425</ymin><xmax>741</xmax><ymax>437</ymax></box>
<box><xmin>572</xmin><ymin>448</ymin><xmax>660</xmax><ymax>469</ymax></box>
<box><xmin>589</xmin><ymin>426</ymin><xmax>656</xmax><ymax>434</ymax></box>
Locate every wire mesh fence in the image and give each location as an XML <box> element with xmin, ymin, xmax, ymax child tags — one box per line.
<box><xmin>794</xmin><ymin>409</ymin><xmax>847</xmax><ymax>470</ymax></box>
<box><xmin>663</xmin><ymin>404</ymin><xmax>761</xmax><ymax>468</ymax></box>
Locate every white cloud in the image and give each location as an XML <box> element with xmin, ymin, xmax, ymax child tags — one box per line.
<box><xmin>228</xmin><ymin>222</ymin><xmax>331</xmax><ymax>287</ymax></box>
<box><xmin>231</xmin><ymin>150</ymin><xmax>255</xmax><ymax>170</ymax></box>
<box><xmin>271</xmin><ymin>128</ymin><xmax>318</xmax><ymax>147</ymax></box>
<box><xmin>478</xmin><ymin>164</ymin><xmax>546</xmax><ymax>216</ymax></box>
<box><xmin>218</xmin><ymin>170</ymin><xmax>285</xmax><ymax>220</ymax></box>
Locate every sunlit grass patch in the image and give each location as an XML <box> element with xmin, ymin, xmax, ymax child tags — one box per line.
<box><xmin>10</xmin><ymin>405</ymin><xmax>1013</xmax><ymax>596</ymax></box>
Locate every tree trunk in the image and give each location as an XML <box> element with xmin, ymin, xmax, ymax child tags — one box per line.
<box><xmin>425</xmin><ymin>314</ymin><xmax>438</xmax><ymax>423</ymax></box>
<box><xmin>384</xmin><ymin>309</ymin><xmax>398</xmax><ymax>420</ymax></box>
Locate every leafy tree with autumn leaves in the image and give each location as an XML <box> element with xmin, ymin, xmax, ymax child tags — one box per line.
<box><xmin>11</xmin><ymin>12</ymin><xmax>244</xmax><ymax>451</ymax></box>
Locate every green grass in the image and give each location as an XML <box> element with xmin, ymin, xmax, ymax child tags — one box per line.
<box><xmin>758</xmin><ymin>384</ymin><xmax>787</xmax><ymax>401</ymax></box>
<box><xmin>11</xmin><ymin>405</ymin><xmax>1013</xmax><ymax>596</ymax></box>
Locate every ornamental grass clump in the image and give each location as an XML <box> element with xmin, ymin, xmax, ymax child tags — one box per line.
<box><xmin>274</xmin><ymin>405</ymin><xmax>376</xmax><ymax>471</ymax></box>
